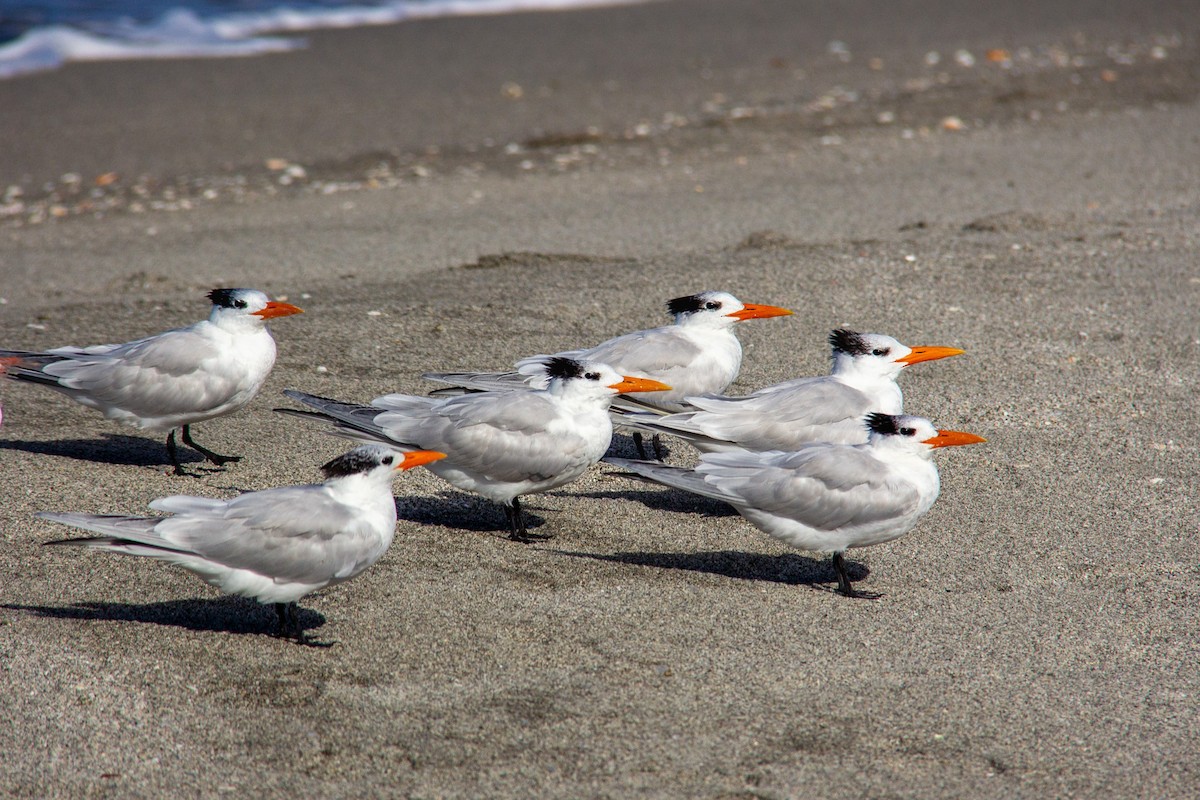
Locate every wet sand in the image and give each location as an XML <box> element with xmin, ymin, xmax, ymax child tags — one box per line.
<box><xmin>1</xmin><ymin>0</ymin><xmax>1198</xmax><ymax>796</ymax></box>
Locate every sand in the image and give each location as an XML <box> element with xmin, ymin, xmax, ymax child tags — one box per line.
<box><xmin>1</xmin><ymin>0</ymin><xmax>1198</xmax><ymax>796</ymax></box>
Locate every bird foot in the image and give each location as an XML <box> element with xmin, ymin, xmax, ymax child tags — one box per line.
<box><xmin>180</xmin><ymin>426</ymin><xmax>242</xmax><ymax>467</ymax></box>
<box><xmin>291</xmin><ymin>632</ymin><xmax>337</xmax><ymax>648</ymax></box>
<box><xmin>837</xmin><ymin>585</ymin><xmax>883</xmax><ymax>600</ymax></box>
<box><xmin>167</xmin><ymin>465</ymin><xmax>201</xmax><ymax>478</ymax></box>
<box><xmin>274</xmin><ymin>602</ymin><xmax>333</xmax><ymax>646</ymax></box>
<box><xmin>507</xmin><ymin>531</ymin><xmax>553</xmax><ymax>544</ymax></box>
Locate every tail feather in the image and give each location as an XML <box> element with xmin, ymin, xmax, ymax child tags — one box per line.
<box><xmin>278</xmin><ymin>390</ymin><xmax>410</xmax><ymax>448</ymax></box>
<box><xmin>602</xmin><ymin>457</ymin><xmax>736</xmax><ymax>504</ymax></box>
<box><xmin>608</xmin><ymin>408</ymin><xmax>732</xmax><ymax>451</ymax></box>
<box><xmin>421</xmin><ymin>370</ymin><xmax>530</xmax><ymax>393</ymax></box>
<box><xmin>609</xmin><ymin>394</ymin><xmax>683</xmax><ymax>415</ymax></box>
<box><xmin>427</xmin><ymin>386</ymin><xmax>478</xmax><ymax>398</ymax></box>
<box><xmin>0</xmin><ymin>351</ymin><xmax>73</xmax><ymax>389</ymax></box>
<box><xmin>36</xmin><ymin>511</ymin><xmax>193</xmax><ymax>555</ymax></box>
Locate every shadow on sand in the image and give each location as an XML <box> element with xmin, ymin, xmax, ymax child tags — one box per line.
<box><xmin>554</xmin><ymin>548</ymin><xmax>868</xmax><ymax>594</ymax></box>
<box><xmin>580</xmin><ymin>483</ymin><xmax>739</xmax><ymax>517</ymax></box>
<box><xmin>1</xmin><ymin>595</ymin><xmax>325</xmax><ymax>639</ymax></box>
<box><xmin>395</xmin><ymin>492</ymin><xmax>549</xmax><ymax>536</ymax></box>
<box><xmin>0</xmin><ymin>433</ymin><xmax>195</xmax><ymax>469</ymax></box>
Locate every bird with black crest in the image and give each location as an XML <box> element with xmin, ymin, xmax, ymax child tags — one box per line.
<box><xmin>606</xmin><ymin>412</ymin><xmax>985</xmax><ymax>597</ymax></box>
<box><xmin>37</xmin><ymin>444</ymin><xmax>446</xmax><ymax>645</ymax></box>
<box><xmin>0</xmin><ymin>288</ymin><xmax>303</xmax><ymax>474</ymax></box>
<box><xmin>422</xmin><ymin>290</ymin><xmax>793</xmax><ymax>457</ymax></box>
<box><xmin>613</xmin><ymin>328</ymin><xmax>964</xmax><ymax>454</ymax></box>
<box><xmin>280</xmin><ymin>356</ymin><xmax>669</xmax><ymax>541</ymax></box>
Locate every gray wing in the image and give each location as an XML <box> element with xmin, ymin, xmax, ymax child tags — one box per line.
<box><xmin>677</xmin><ymin>379</ymin><xmax>874</xmax><ymax>448</ymax></box>
<box><xmin>379</xmin><ymin>391</ymin><xmax>600</xmax><ymax>482</ymax></box>
<box><xmin>40</xmin><ymin>486</ymin><xmax>380</xmax><ymax>586</ymax></box>
<box><xmin>582</xmin><ymin>326</ymin><xmax>703</xmax><ymax>375</ymax></box>
<box><xmin>696</xmin><ymin>448</ymin><xmax>921</xmax><ymax>531</ymax></box>
<box><xmin>5</xmin><ymin>327</ymin><xmax>239</xmax><ymax>417</ymax></box>
<box><xmin>155</xmin><ymin>487</ymin><xmax>383</xmax><ymax>583</ymax></box>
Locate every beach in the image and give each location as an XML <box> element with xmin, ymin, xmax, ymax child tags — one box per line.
<box><xmin>1</xmin><ymin>0</ymin><xmax>1199</xmax><ymax>796</ymax></box>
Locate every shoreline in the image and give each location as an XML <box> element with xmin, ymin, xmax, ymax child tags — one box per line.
<box><xmin>2</xmin><ymin>0</ymin><xmax>1197</xmax><ymax>202</ymax></box>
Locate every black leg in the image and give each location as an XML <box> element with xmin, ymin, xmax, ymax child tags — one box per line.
<box><xmin>275</xmin><ymin>601</ymin><xmax>334</xmax><ymax>648</ymax></box>
<box><xmin>505</xmin><ymin>498</ymin><xmax>525</xmax><ymax>537</ymax></box>
<box><xmin>275</xmin><ymin>602</ymin><xmax>292</xmax><ymax>636</ymax></box>
<box><xmin>831</xmin><ymin>552</ymin><xmax>881</xmax><ymax>600</ymax></box>
<box><xmin>181</xmin><ymin>424</ymin><xmax>241</xmax><ymax>467</ymax></box>
<box><xmin>651</xmin><ymin>433</ymin><xmax>666</xmax><ymax>461</ymax></box>
<box><xmin>505</xmin><ymin>498</ymin><xmax>528</xmax><ymax>541</ymax></box>
<box><xmin>633</xmin><ymin>432</ymin><xmax>650</xmax><ymax>460</ymax></box>
<box><xmin>832</xmin><ymin>552</ymin><xmax>854</xmax><ymax>596</ymax></box>
<box><xmin>165</xmin><ymin>429</ymin><xmax>193</xmax><ymax>476</ymax></box>
<box><xmin>505</xmin><ymin>496</ymin><xmax>550</xmax><ymax>543</ymax></box>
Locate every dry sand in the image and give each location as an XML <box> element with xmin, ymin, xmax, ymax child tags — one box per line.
<box><xmin>1</xmin><ymin>0</ymin><xmax>1198</xmax><ymax>796</ymax></box>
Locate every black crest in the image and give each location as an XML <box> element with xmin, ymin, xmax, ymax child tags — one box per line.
<box><xmin>829</xmin><ymin>329</ymin><xmax>870</xmax><ymax>356</ymax></box>
<box><xmin>666</xmin><ymin>294</ymin><xmax>708</xmax><ymax>316</ymax></box>
<box><xmin>207</xmin><ymin>288</ymin><xmax>247</xmax><ymax>309</ymax></box>
<box><xmin>542</xmin><ymin>356</ymin><xmax>585</xmax><ymax>381</ymax></box>
<box><xmin>864</xmin><ymin>412</ymin><xmax>901</xmax><ymax>436</ymax></box>
<box><xmin>320</xmin><ymin>447</ymin><xmax>388</xmax><ymax>479</ymax></box>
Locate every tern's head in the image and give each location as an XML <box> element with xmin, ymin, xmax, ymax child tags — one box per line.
<box><xmin>667</xmin><ymin>291</ymin><xmax>792</xmax><ymax>329</ymax></box>
<box><xmin>828</xmin><ymin>329</ymin><xmax>963</xmax><ymax>380</ymax></box>
<box><xmin>864</xmin><ymin>413</ymin><xmax>985</xmax><ymax>455</ymax></box>
<box><xmin>319</xmin><ymin>444</ymin><xmax>445</xmax><ymax>483</ymax></box>
<box><xmin>535</xmin><ymin>356</ymin><xmax>670</xmax><ymax>401</ymax></box>
<box><xmin>207</xmin><ymin>288</ymin><xmax>304</xmax><ymax>329</ymax></box>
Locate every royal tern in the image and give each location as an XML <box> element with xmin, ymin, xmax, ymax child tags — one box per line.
<box><xmin>423</xmin><ymin>290</ymin><xmax>791</xmax><ymax>456</ymax></box>
<box><xmin>605</xmin><ymin>413</ymin><xmax>984</xmax><ymax>597</ymax></box>
<box><xmin>37</xmin><ymin>445</ymin><xmax>446</xmax><ymax>644</ymax></box>
<box><xmin>280</xmin><ymin>357</ymin><xmax>670</xmax><ymax>542</ymax></box>
<box><xmin>614</xmin><ymin>329</ymin><xmax>963</xmax><ymax>453</ymax></box>
<box><xmin>1</xmin><ymin>288</ymin><xmax>303</xmax><ymax>474</ymax></box>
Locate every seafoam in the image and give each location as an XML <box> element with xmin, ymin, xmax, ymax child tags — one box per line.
<box><xmin>0</xmin><ymin>0</ymin><xmax>646</xmax><ymax>80</ymax></box>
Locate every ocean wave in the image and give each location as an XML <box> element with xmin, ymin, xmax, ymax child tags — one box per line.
<box><xmin>0</xmin><ymin>0</ymin><xmax>640</xmax><ymax>80</ymax></box>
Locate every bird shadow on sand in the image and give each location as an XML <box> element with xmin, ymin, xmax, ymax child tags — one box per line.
<box><xmin>553</xmin><ymin>548</ymin><xmax>868</xmax><ymax>594</ymax></box>
<box><xmin>394</xmin><ymin>492</ymin><xmax>548</xmax><ymax>536</ymax></box>
<box><xmin>579</xmin><ymin>481</ymin><xmax>740</xmax><ymax>517</ymax></box>
<box><xmin>0</xmin><ymin>434</ymin><xmax>197</xmax><ymax>469</ymax></box>
<box><xmin>1</xmin><ymin>596</ymin><xmax>325</xmax><ymax>639</ymax></box>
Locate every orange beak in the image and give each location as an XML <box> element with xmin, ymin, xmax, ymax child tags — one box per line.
<box><xmin>252</xmin><ymin>301</ymin><xmax>304</xmax><ymax>320</ymax></box>
<box><xmin>609</xmin><ymin>376</ymin><xmax>672</xmax><ymax>393</ymax></box>
<box><xmin>923</xmin><ymin>430</ymin><xmax>986</xmax><ymax>448</ymax></box>
<box><xmin>396</xmin><ymin>450</ymin><xmax>447</xmax><ymax>470</ymax></box>
<box><xmin>729</xmin><ymin>303</ymin><xmax>794</xmax><ymax>322</ymax></box>
<box><xmin>896</xmin><ymin>345</ymin><xmax>964</xmax><ymax>365</ymax></box>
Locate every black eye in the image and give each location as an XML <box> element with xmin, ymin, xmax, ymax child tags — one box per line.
<box><xmin>704</xmin><ymin>301</ymin><xmax>721</xmax><ymax>310</ymax></box>
<box><xmin>233</xmin><ymin>300</ymin><xmax>248</xmax><ymax>309</ymax></box>
<box><xmin>585</xmin><ymin>372</ymin><xmax>601</xmax><ymax>381</ymax></box>
<box><xmin>382</xmin><ymin>455</ymin><xmax>394</xmax><ymax>465</ymax></box>
<box><xmin>899</xmin><ymin>427</ymin><xmax>916</xmax><ymax>436</ymax></box>
<box><xmin>872</xmin><ymin>348</ymin><xmax>890</xmax><ymax>356</ymax></box>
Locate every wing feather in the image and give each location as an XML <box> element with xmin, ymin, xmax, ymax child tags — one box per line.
<box><xmin>697</xmin><ymin>448</ymin><xmax>920</xmax><ymax>531</ymax></box>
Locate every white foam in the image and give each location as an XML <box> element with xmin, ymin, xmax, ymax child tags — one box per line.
<box><xmin>0</xmin><ymin>0</ymin><xmax>644</xmax><ymax>80</ymax></box>
<box><xmin>0</xmin><ymin>12</ymin><xmax>301</xmax><ymax>79</ymax></box>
